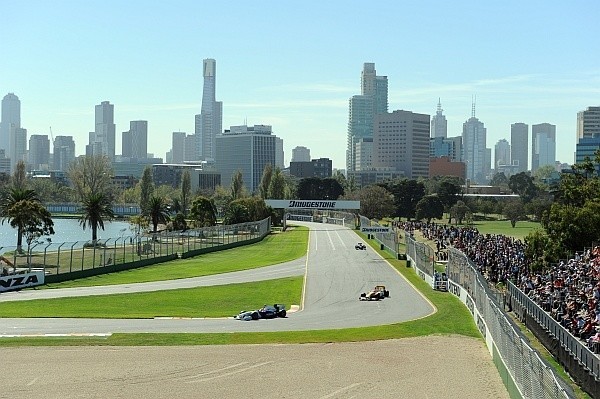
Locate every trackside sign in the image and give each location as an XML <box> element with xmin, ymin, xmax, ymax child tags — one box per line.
<box><xmin>360</xmin><ymin>226</ymin><xmax>391</xmax><ymax>233</ymax></box>
<box><xmin>0</xmin><ymin>271</ymin><xmax>45</xmax><ymax>293</ymax></box>
<box><xmin>265</xmin><ymin>200</ymin><xmax>360</xmax><ymax>210</ymax></box>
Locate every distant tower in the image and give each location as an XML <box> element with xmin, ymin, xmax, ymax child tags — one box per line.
<box><xmin>576</xmin><ymin>106</ymin><xmax>600</xmax><ymax>140</ymax></box>
<box><xmin>532</xmin><ymin>123</ymin><xmax>556</xmax><ymax>171</ymax></box>
<box><xmin>431</xmin><ymin>98</ymin><xmax>447</xmax><ymax>138</ymax></box>
<box><xmin>91</xmin><ymin>101</ymin><xmax>116</xmax><ymax>161</ymax></box>
<box><xmin>0</xmin><ymin>93</ymin><xmax>21</xmax><ymax>152</ymax></box>
<box><xmin>194</xmin><ymin>59</ymin><xmax>223</xmax><ymax>161</ymax></box>
<box><xmin>28</xmin><ymin>134</ymin><xmax>50</xmax><ymax>170</ymax></box>
<box><xmin>53</xmin><ymin>135</ymin><xmax>76</xmax><ymax>172</ymax></box>
<box><xmin>510</xmin><ymin>123</ymin><xmax>528</xmax><ymax>173</ymax></box>
<box><xmin>291</xmin><ymin>146</ymin><xmax>311</xmax><ymax>162</ymax></box>
<box><xmin>494</xmin><ymin>139</ymin><xmax>511</xmax><ymax>168</ymax></box>
<box><xmin>462</xmin><ymin>99</ymin><xmax>489</xmax><ymax>183</ymax></box>
<box><xmin>122</xmin><ymin>120</ymin><xmax>148</xmax><ymax>159</ymax></box>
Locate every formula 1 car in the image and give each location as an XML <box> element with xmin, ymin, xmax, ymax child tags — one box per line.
<box><xmin>355</xmin><ymin>242</ymin><xmax>367</xmax><ymax>250</ymax></box>
<box><xmin>234</xmin><ymin>304</ymin><xmax>287</xmax><ymax>321</ymax></box>
<box><xmin>359</xmin><ymin>285</ymin><xmax>390</xmax><ymax>301</ymax></box>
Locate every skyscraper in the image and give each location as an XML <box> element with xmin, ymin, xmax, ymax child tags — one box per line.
<box><xmin>171</xmin><ymin>132</ymin><xmax>186</xmax><ymax>164</ymax></box>
<box><xmin>532</xmin><ymin>123</ymin><xmax>556</xmax><ymax>171</ymax></box>
<box><xmin>91</xmin><ymin>101</ymin><xmax>116</xmax><ymax>160</ymax></box>
<box><xmin>291</xmin><ymin>146</ymin><xmax>311</xmax><ymax>163</ymax></box>
<box><xmin>576</xmin><ymin>106</ymin><xmax>600</xmax><ymax>140</ymax></box>
<box><xmin>494</xmin><ymin>139</ymin><xmax>511</xmax><ymax>168</ymax></box>
<box><xmin>28</xmin><ymin>134</ymin><xmax>50</xmax><ymax>170</ymax></box>
<box><xmin>373</xmin><ymin>110</ymin><xmax>430</xmax><ymax>179</ymax></box>
<box><xmin>462</xmin><ymin>102</ymin><xmax>488</xmax><ymax>183</ymax></box>
<box><xmin>122</xmin><ymin>120</ymin><xmax>148</xmax><ymax>159</ymax></box>
<box><xmin>195</xmin><ymin>59</ymin><xmax>223</xmax><ymax>161</ymax></box>
<box><xmin>53</xmin><ymin>135</ymin><xmax>75</xmax><ymax>172</ymax></box>
<box><xmin>346</xmin><ymin>63</ymin><xmax>388</xmax><ymax>173</ymax></box>
<box><xmin>0</xmin><ymin>93</ymin><xmax>21</xmax><ymax>153</ymax></box>
<box><xmin>431</xmin><ymin>99</ymin><xmax>448</xmax><ymax>138</ymax></box>
<box><xmin>510</xmin><ymin>123</ymin><xmax>528</xmax><ymax>173</ymax></box>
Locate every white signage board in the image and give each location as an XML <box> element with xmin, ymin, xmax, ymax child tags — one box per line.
<box><xmin>360</xmin><ymin>226</ymin><xmax>391</xmax><ymax>233</ymax></box>
<box><xmin>0</xmin><ymin>271</ymin><xmax>45</xmax><ymax>293</ymax></box>
<box><xmin>265</xmin><ymin>200</ymin><xmax>360</xmax><ymax>210</ymax></box>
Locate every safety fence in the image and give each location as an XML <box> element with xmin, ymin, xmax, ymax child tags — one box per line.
<box><xmin>405</xmin><ymin>234</ymin><xmax>573</xmax><ymax>399</ymax></box>
<box><xmin>286</xmin><ymin>210</ymin><xmax>357</xmax><ymax>229</ymax></box>
<box><xmin>358</xmin><ymin>215</ymin><xmax>398</xmax><ymax>257</ymax></box>
<box><xmin>0</xmin><ymin>218</ymin><xmax>271</xmax><ymax>284</ymax></box>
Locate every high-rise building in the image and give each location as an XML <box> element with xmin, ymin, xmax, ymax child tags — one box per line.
<box><xmin>195</xmin><ymin>59</ymin><xmax>223</xmax><ymax>161</ymax></box>
<box><xmin>122</xmin><ymin>120</ymin><xmax>148</xmax><ymax>159</ymax></box>
<box><xmin>510</xmin><ymin>123</ymin><xmax>528</xmax><ymax>173</ymax></box>
<box><xmin>575</xmin><ymin>136</ymin><xmax>600</xmax><ymax>174</ymax></box>
<box><xmin>346</xmin><ymin>63</ymin><xmax>388</xmax><ymax>173</ymax></box>
<box><xmin>53</xmin><ymin>135</ymin><xmax>75</xmax><ymax>172</ymax></box>
<box><xmin>291</xmin><ymin>146</ymin><xmax>311</xmax><ymax>162</ymax></box>
<box><xmin>494</xmin><ymin>139</ymin><xmax>511</xmax><ymax>168</ymax></box>
<box><xmin>373</xmin><ymin>110</ymin><xmax>430</xmax><ymax>179</ymax></box>
<box><xmin>430</xmin><ymin>99</ymin><xmax>448</xmax><ymax>138</ymax></box>
<box><xmin>28</xmin><ymin>134</ymin><xmax>50</xmax><ymax>170</ymax></box>
<box><xmin>0</xmin><ymin>93</ymin><xmax>21</xmax><ymax>153</ymax></box>
<box><xmin>430</xmin><ymin>136</ymin><xmax>461</xmax><ymax>161</ymax></box>
<box><xmin>462</xmin><ymin>103</ymin><xmax>489</xmax><ymax>183</ymax></box>
<box><xmin>532</xmin><ymin>123</ymin><xmax>556</xmax><ymax>171</ymax></box>
<box><xmin>171</xmin><ymin>132</ymin><xmax>186</xmax><ymax>164</ymax></box>
<box><xmin>90</xmin><ymin>101</ymin><xmax>116</xmax><ymax>160</ymax></box>
<box><xmin>354</xmin><ymin>137</ymin><xmax>373</xmax><ymax>171</ymax></box>
<box><xmin>215</xmin><ymin>125</ymin><xmax>278</xmax><ymax>193</ymax></box>
<box><xmin>275</xmin><ymin>137</ymin><xmax>284</xmax><ymax>169</ymax></box>
<box><xmin>576</xmin><ymin>106</ymin><xmax>600</xmax><ymax>140</ymax></box>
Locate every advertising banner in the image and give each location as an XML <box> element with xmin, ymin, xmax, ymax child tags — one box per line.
<box><xmin>265</xmin><ymin>200</ymin><xmax>360</xmax><ymax>210</ymax></box>
<box><xmin>0</xmin><ymin>271</ymin><xmax>45</xmax><ymax>293</ymax></box>
<box><xmin>360</xmin><ymin>226</ymin><xmax>391</xmax><ymax>233</ymax></box>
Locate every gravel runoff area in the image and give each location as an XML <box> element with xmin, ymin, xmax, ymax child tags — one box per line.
<box><xmin>2</xmin><ymin>336</ymin><xmax>509</xmax><ymax>399</ymax></box>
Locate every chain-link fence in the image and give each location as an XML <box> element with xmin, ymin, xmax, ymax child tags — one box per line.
<box><xmin>0</xmin><ymin>218</ymin><xmax>271</xmax><ymax>279</ymax></box>
<box><xmin>406</xmin><ymin>234</ymin><xmax>573</xmax><ymax>399</ymax></box>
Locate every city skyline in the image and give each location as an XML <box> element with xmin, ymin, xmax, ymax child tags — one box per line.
<box><xmin>1</xmin><ymin>1</ymin><xmax>599</xmax><ymax>170</ymax></box>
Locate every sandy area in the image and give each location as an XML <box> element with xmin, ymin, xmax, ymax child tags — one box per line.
<box><xmin>2</xmin><ymin>335</ymin><xmax>509</xmax><ymax>399</ymax></box>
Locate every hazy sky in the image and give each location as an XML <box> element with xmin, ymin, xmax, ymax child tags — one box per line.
<box><xmin>1</xmin><ymin>1</ymin><xmax>599</xmax><ymax>170</ymax></box>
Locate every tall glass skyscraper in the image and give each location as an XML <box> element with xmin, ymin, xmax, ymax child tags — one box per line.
<box><xmin>346</xmin><ymin>63</ymin><xmax>388</xmax><ymax>173</ymax></box>
<box><xmin>462</xmin><ymin>103</ymin><xmax>488</xmax><ymax>184</ymax></box>
<box><xmin>510</xmin><ymin>122</ymin><xmax>528</xmax><ymax>173</ymax></box>
<box><xmin>195</xmin><ymin>58</ymin><xmax>223</xmax><ymax>161</ymax></box>
<box><xmin>89</xmin><ymin>101</ymin><xmax>116</xmax><ymax>161</ymax></box>
<box><xmin>0</xmin><ymin>93</ymin><xmax>21</xmax><ymax>158</ymax></box>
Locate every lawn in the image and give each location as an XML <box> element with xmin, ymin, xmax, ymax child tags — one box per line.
<box><xmin>41</xmin><ymin>226</ymin><xmax>308</xmax><ymax>288</ymax></box>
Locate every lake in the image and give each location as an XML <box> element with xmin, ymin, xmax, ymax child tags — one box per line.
<box><xmin>0</xmin><ymin>218</ymin><xmax>133</xmax><ymax>250</ymax></box>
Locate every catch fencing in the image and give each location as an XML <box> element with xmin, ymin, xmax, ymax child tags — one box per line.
<box><xmin>0</xmin><ymin>218</ymin><xmax>271</xmax><ymax>284</ymax></box>
<box><xmin>405</xmin><ymin>234</ymin><xmax>573</xmax><ymax>399</ymax></box>
<box><xmin>358</xmin><ymin>215</ymin><xmax>398</xmax><ymax>257</ymax></box>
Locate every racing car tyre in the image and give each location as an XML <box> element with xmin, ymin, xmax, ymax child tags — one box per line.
<box><xmin>278</xmin><ymin>310</ymin><xmax>287</xmax><ymax>318</ymax></box>
<box><xmin>251</xmin><ymin>312</ymin><xmax>259</xmax><ymax>320</ymax></box>
<box><xmin>384</xmin><ymin>290</ymin><xmax>389</xmax><ymax>297</ymax></box>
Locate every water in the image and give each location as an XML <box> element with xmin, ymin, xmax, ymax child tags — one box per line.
<box><xmin>0</xmin><ymin>218</ymin><xmax>133</xmax><ymax>250</ymax></box>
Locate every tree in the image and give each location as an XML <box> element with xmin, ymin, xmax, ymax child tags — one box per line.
<box><xmin>190</xmin><ymin>196</ymin><xmax>217</xmax><ymax>227</ymax></box>
<box><xmin>0</xmin><ymin>187</ymin><xmax>52</xmax><ymax>253</ymax></box>
<box><xmin>19</xmin><ymin>201</ymin><xmax>54</xmax><ymax>265</ymax></box>
<box><xmin>502</xmin><ymin>199</ymin><xmax>526</xmax><ymax>227</ymax></box>
<box><xmin>180</xmin><ymin>170</ymin><xmax>191</xmax><ymax>216</ymax></box>
<box><xmin>296</xmin><ymin>177</ymin><xmax>344</xmax><ymax>200</ymax></box>
<box><xmin>436</xmin><ymin>177</ymin><xmax>462</xmax><ymax>211</ymax></box>
<box><xmin>490</xmin><ymin>172</ymin><xmax>509</xmax><ymax>187</ymax></box>
<box><xmin>223</xmin><ymin>201</ymin><xmax>251</xmax><ymax>225</ymax></box>
<box><xmin>381</xmin><ymin>179</ymin><xmax>426</xmax><ymax>220</ymax></box>
<box><xmin>449</xmin><ymin>200</ymin><xmax>471</xmax><ymax>225</ymax></box>
<box><xmin>359</xmin><ymin>185</ymin><xmax>395</xmax><ymax>220</ymax></box>
<box><xmin>145</xmin><ymin>195</ymin><xmax>171</xmax><ymax>233</ymax></box>
<box><xmin>172</xmin><ymin>212</ymin><xmax>187</xmax><ymax>231</ymax></box>
<box><xmin>79</xmin><ymin>192</ymin><xmax>115</xmax><ymax>243</ymax></box>
<box><xmin>268</xmin><ymin>167</ymin><xmax>286</xmax><ymax>199</ymax></box>
<box><xmin>11</xmin><ymin>160</ymin><xmax>27</xmax><ymax>190</ymax></box>
<box><xmin>68</xmin><ymin>155</ymin><xmax>113</xmax><ymax>201</ymax></box>
<box><xmin>508</xmin><ymin>172</ymin><xmax>538</xmax><ymax>203</ymax></box>
<box><xmin>415</xmin><ymin>195</ymin><xmax>444</xmax><ymax>223</ymax></box>
<box><xmin>139</xmin><ymin>166</ymin><xmax>154</xmax><ymax>214</ymax></box>
<box><xmin>211</xmin><ymin>185</ymin><xmax>232</xmax><ymax>218</ymax></box>
<box><xmin>231</xmin><ymin>170</ymin><xmax>245</xmax><ymax>200</ymax></box>
<box><xmin>259</xmin><ymin>163</ymin><xmax>273</xmax><ymax>199</ymax></box>
<box><xmin>129</xmin><ymin>214</ymin><xmax>149</xmax><ymax>235</ymax></box>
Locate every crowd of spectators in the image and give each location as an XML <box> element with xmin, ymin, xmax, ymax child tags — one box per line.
<box><xmin>398</xmin><ymin>221</ymin><xmax>600</xmax><ymax>354</ymax></box>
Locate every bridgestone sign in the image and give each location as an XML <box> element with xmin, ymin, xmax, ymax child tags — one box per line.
<box><xmin>265</xmin><ymin>200</ymin><xmax>360</xmax><ymax>210</ymax></box>
<box><xmin>0</xmin><ymin>271</ymin><xmax>45</xmax><ymax>293</ymax></box>
<box><xmin>360</xmin><ymin>226</ymin><xmax>391</xmax><ymax>233</ymax></box>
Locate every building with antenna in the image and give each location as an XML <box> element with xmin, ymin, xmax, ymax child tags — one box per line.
<box><xmin>431</xmin><ymin>99</ymin><xmax>447</xmax><ymax>138</ymax></box>
<box><xmin>462</xmin><ymin>98</ymin><xmax>490</xmax><ymax>184</ymax></box>
<box><xmin>194</xmin><ymin>58</ymin><xmax>223</xmax><ymax>162</ymax></box>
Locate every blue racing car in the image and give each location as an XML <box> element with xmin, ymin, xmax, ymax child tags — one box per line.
<box><xmin>234</xmin><ymin>304</ymin><xmax>287</xmax><ymax>321</ymax></box>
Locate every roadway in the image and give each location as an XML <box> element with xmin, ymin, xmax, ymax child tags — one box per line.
<box><xmin>0</xmin><ymin>221</ymin><xmax>435</xmax><ymax>335</ymax></box>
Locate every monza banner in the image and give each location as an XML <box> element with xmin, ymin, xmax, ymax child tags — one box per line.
<box><xmin>265</xmin><ymin>199</ymin><xmax>360</xmax><ymax>210</ymax></box>
<box><xmin>0</xmin><ymin>271</ymin><xmax>45</xmax><ymax>293</ymax></box>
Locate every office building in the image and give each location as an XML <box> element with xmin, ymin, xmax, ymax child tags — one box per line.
<box><xmin>373</xmin><ymin>110</ymin><xmax>430</xmax><ymax>179</ymax></box>
<box><xmin>532</xmin><ymin>123</ymin><xmax>556</xmax><ymax>171</ymax></box>
<box><xmin>577</xmin><ymin>106</ymin><xmax>600</xmax><ymax>140</ymax></box>
<box><xmin>122</xmin><ymin>120</ymin><xmax>148</xmax><ymax>159</ymax></box>
<box><xmin>194</xmin><ymin>59</ymin><xmax>223</xmax><ymax>161</ymax></box>
<box><xmin>289</xmin><ymin>157</ymin><xmax>332</xmax><ymax>179</ymax></box>
<box><xmin>462</xmin><ymin>103</ymin><xmax>489</xmax><ymax>184</ymax></box>
<box><xmin>28</xmin><ymin>134</ymin><xmax>50</xmax><ymax>171</ymax></box>
<box><xmin>215</xmin><ymin>125</ymin><xmax>278</xmax><ymax>193</ymax></box>
<box><xmin>495</xmin><ymin>139</ymin><xmax>511</xmax><ymax>168</ymax></box>
<box><xmin>510</xmin><ymin>123</ymin><xmax>528</xmax><ymax>173</ymax></box>
<box><xmin>171</xmin><ymin>132</ymin><xmax>186</xmax><ymax>164</ymax></box>
<box><xmin>430</xmin><ymin>99</ymin><xmax>447</xmax><ymax>138</ymax></box>
<box><xmin>354</xmin><ymin>137</ymin><xmax>373</xmax><ymax>171</ymax></box>
<box><xmin>430</xmin><ymin>136</ymin><xmax>461</xmax><ymax>161</ymax></box>
<box><xmin>575</xmin><ymin>136</ymin><xmax>600</xmax><ymax>175</ymax></box>
<box><xmin>429</xmin><ymin>156</ymin><xmax>465</xmax><ymax>179</ymax></box>
<box><xmin>346</xmin><ymin>63</ymin><xmax>388</xmax><ymax>173</ymax></box>
<box><xmin>53</xmin><ymin>135</ymin><xmax>76</xmax><ymax>172</ymax></box>
<box><xmin>0</xmin><ymin>93</ymin><xmax>20</xmax><ymax>154</ymax></box>
<box><xmin>275</xmin><ymin>137</ymin><xmax>284</xmax><ymax>169</ymax></box>
<box><xmin>90</xmin><ymin>101</ymin><xmax>116</xmax><ymax>160</ymax></box>
<box><xmin>291</xmin><ymin>146</ymin><xmax>311</xmax><ymax>162</ymax></box>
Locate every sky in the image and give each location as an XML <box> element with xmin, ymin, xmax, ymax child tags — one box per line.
<box><xmin>1</xmin><ymin>1</ymin><xmax>599</xmax><ymax>170</ymax></box>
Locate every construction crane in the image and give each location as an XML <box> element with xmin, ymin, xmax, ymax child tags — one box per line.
<box><xmin>49</xmin><ymin>126</ymin><xmax>54</xmax><ymax>144</ymax></box>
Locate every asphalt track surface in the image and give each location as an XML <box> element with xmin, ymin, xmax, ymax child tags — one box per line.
<box><xmin>0</xmin><ymin>221</ymin><xmax>435</xmax><ymax>335</ymax></box>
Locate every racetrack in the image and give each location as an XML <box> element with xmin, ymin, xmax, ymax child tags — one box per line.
<box><xmin>0</xmin><ymin>222</ymin><xmax>434</xmax><ymax>335</ymax></box>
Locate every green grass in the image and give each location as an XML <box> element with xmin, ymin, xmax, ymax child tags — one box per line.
<box><xmin>41</xmin><ymin>226</ymin><xmax>308</xmax><ymax>288</ymax></box>
<box><xmin>0</xmin><ymin>277</ymin><xmax>303</xmax><ymax>318</ymax></box>
<box><xmin>468</xmin><ymin>220</ymin><xmax>541</xmax><ymax>240</ymax></box>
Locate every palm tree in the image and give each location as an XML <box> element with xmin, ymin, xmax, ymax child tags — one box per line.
<box><xmin>79</xmin><ymin>192</ymin><xmax>115</xmax><ymax>243</ymax></box>
<box><xmin>145</xmin><ymin>195</ymin><xmax>171</xmax><ymax>233</ymax></box>
<box><xmin>0</xmin><ymin>187</ymin><xmax>40</xmax><ymax>253</ymax></box>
